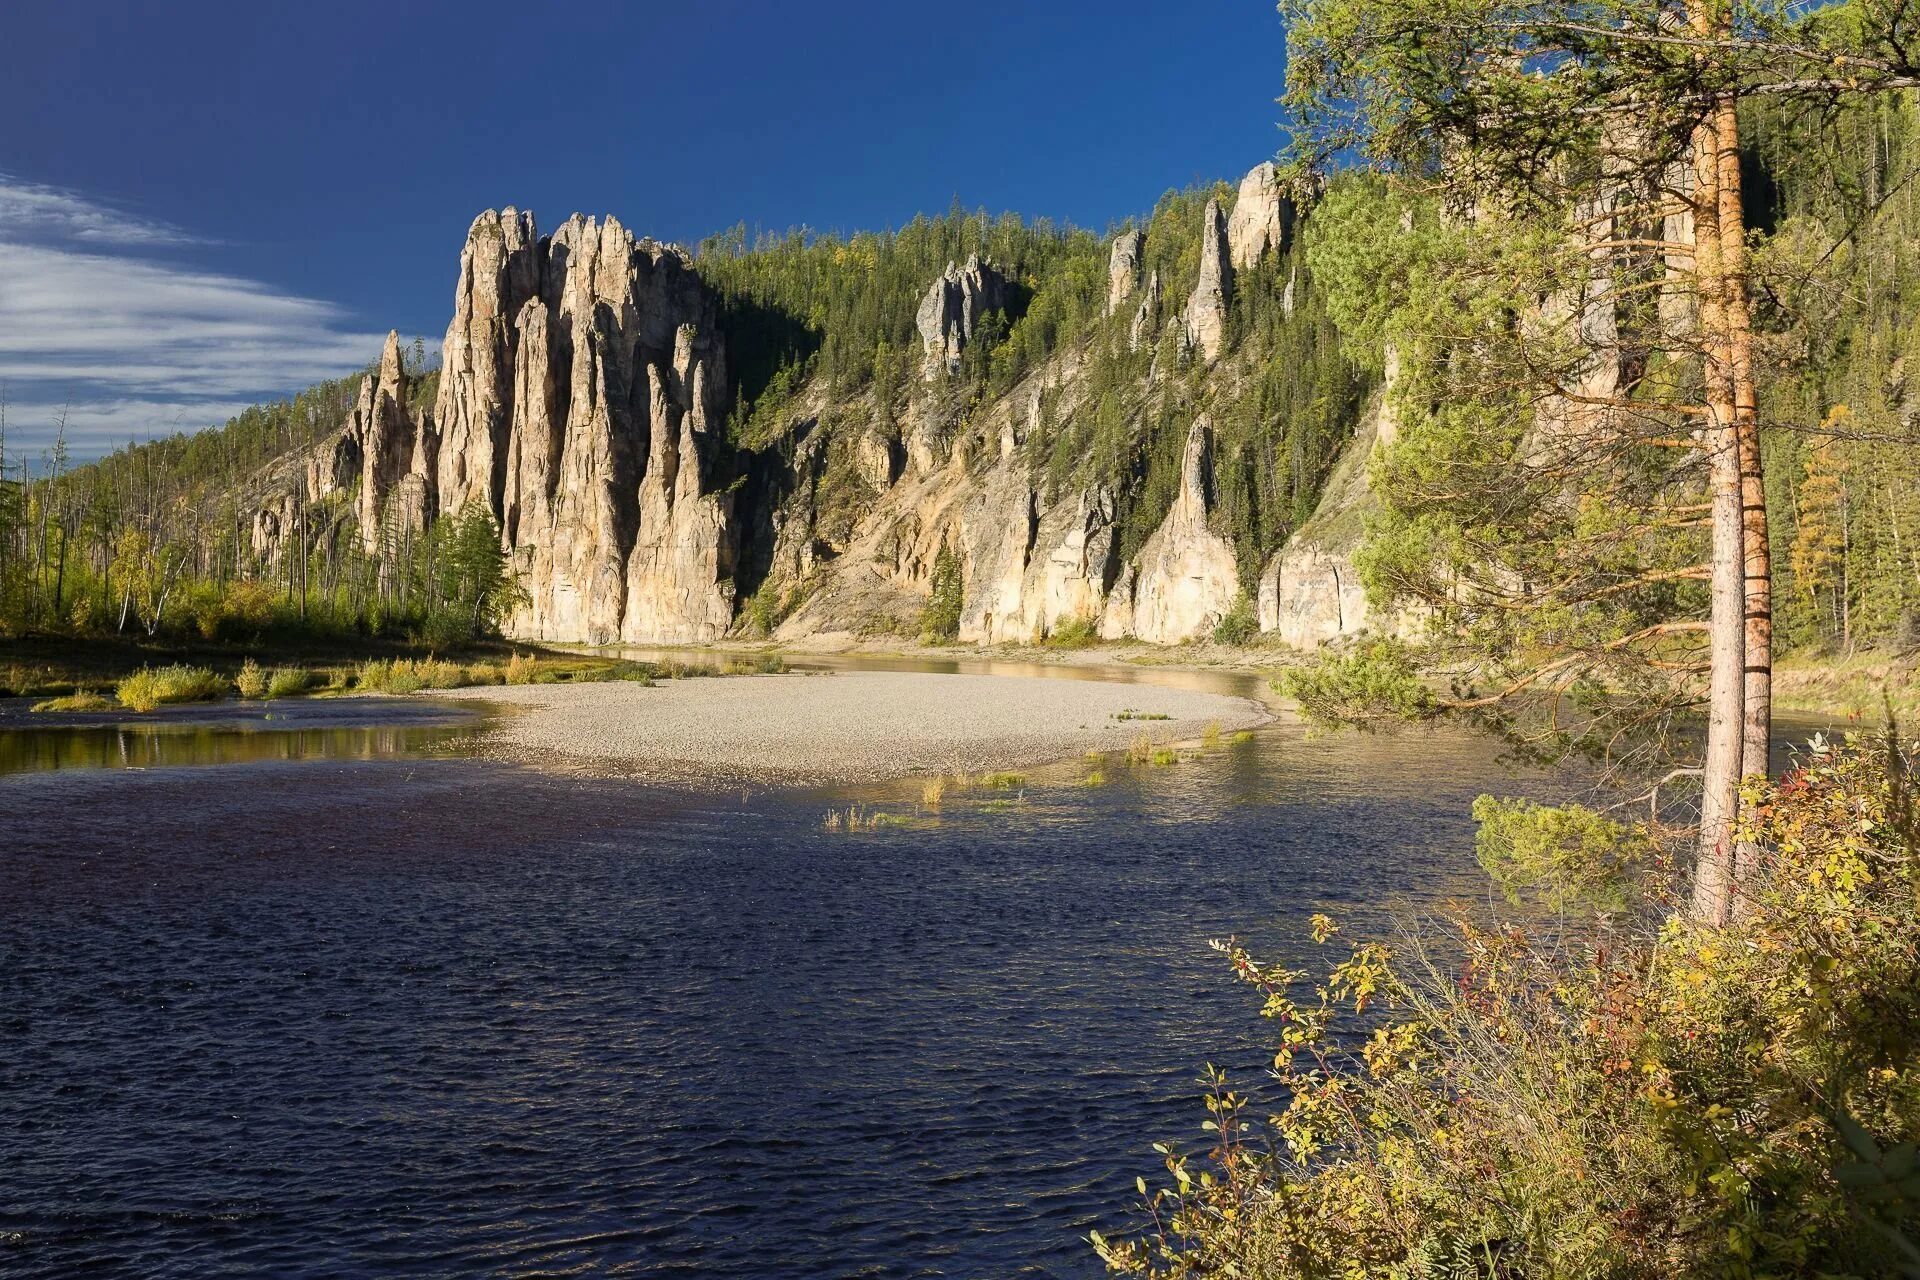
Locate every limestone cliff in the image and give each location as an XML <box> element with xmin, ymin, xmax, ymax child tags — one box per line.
<box><xmin>244</xmin><ymin>161</ymin><xmax>1406</xmax><ymax>652</ymax></box>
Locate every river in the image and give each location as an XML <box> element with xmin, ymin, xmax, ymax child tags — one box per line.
<box><xmin>1</xmin><ymin>656</ymin><xmax>1552</xmax><ymax>1278</ymax></box>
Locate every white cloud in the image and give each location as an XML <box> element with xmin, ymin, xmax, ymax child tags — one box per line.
<box><xmin>0</xmin><ymin>175</ymin><xmax>393</xmax><ymax>462</ymax></box>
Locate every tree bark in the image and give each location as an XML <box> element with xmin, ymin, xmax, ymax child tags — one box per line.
<box><xmin>1713</xmin><ymin>93</ymin><xmax>1774</xmax><ymax>907</ymax></box>
<box><xmin>1689</xmin><ymin>96</ymin><xmax>1745</xmax><ymax>928</ymax></box>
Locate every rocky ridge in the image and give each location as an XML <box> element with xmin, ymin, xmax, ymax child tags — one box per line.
<box><xmin>252</xmin><ymin>161</ymin><xmax>1399</xmax><ymax>653</ymax></box>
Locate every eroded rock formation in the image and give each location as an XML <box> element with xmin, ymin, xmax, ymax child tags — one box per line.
<box><xmin>1227</xmin><ymin>161</ymin><xmax>1294</xmax><ymax>271</ymax></box>
<box><xmin>1184</xmin><ymin>199</ymin><xmax>1232</xmax><ymax>363</ymax></box>
<box><xmin>915</xmin><ymin>254</ymin><xmax>1008</xmax><ymax>377</ymax></box>
<box><xmin>1107</xmin><ymin>418</ymin><xmax>1240</xmax><ymax>643</ymax></box>
<box><xmin>1107</xmin><ymin>229</ymin><xmax>1144</xmax><ymax>314</ymax></box>
<box><xmin>334</xmin><ymin>210</ymin><xmax>740</xmax><ymax>643</ymax></box>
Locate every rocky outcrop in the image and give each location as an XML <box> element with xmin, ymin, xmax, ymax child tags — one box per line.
<box><xmin>1107</xmin><ymin>229</ymin><xmax>1144</xmax><ymax>314</ymax></box>
<box><xmin>1109</xmin><ymin>418</ymin><xmax>1239</xmax><ymax>643</ymax></box>
<box><xmin>1184</xmin><ymin>200</ymin><xmax>1232</xmax><ymax>363</ymax></box>
<box><xmin>357</xmin><ymin>331</ymin><xmax>430</xmax><ymax>552</ymax></box>
<box><xmin>1256</xmin><ymin>348</ymin><xmax>1399</xmax><ymax>647</ymax></box>
<box><xmin>1130</xmin><ymin>268</ymin><xmax>1162</xmax><ymax>351</ymax></box>
<box><xmin>1227</xmin><ymin>161</ymin><xmax>1294</xmax><ymax>270</ymax></box>
<box><xmin>238</xmin><ymin>162</ymin><xmax>1420</xmax><ymax>654</ymax></box>
<box><xmin>916</xmin><ymin>254</ymin><xmax>1008</xmax><ymax>377</ymax></box>
<box><xmin>436</xmin><ymin>208</ymin><xmax>541</xmax><ymax>519</ymax></box>
<box><xmin>323</xmin><ymin>210</ymin><xmax>740</xmax><ymax>644</ymax></box>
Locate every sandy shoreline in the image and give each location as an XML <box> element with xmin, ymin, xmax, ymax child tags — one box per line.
<box><xmin>439</xmin><ymin>670</ymin><xmax>1271</xmax><ymax>785</ymax></box>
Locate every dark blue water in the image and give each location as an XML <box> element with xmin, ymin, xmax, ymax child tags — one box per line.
<box><xmin>0</xmin><ymin>674</ymin><xmax>1534</xmax><ymax>1278</ymax></box>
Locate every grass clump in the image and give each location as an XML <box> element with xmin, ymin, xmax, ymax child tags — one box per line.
<box><xmin>1230</xmin><ymin>729</ymin><xmax>1255</xmax><ymax>744</ymax></box>
<box><xmin>823</xmin><ymin>805</ymin><xmax>908</xmax><ymax>832</ymax></box>
<box><xmin>1202</xmin><ymin>720</ymin><xmax>1222</xmax><ymax>748</ymax></box>
<box><xmin>1083</xmin><ymin>767</ymin><xmax>1108</xmax><ymax>787</ymax></box>
<box><xmin>921</xmin><ymin>776</ymin><xmax>949</xmax><ymax>809</ymax></box>
<box><xmin>1149</xmin><ymin>746</ymin><xmax>1180</xmax><ymax>766</ymax></box>
<box><xmin>115</xmin><ymin>665</ymin><xmax>224</xmax><ymax>713</ymax></box>
<box><xmin>31</xmin><ymin>690</ymin><xmax>113</xmax><ymax>713</ymax></box>
<box><xmin>504</xmin><ymin>652</ymin><xmax>539</xmax><ymax>684</ymax></box>
<box><xmin>1096</xmin><ymin>734</ymin><xmax>1920</xmax><ymax>1279</ymax></box>
<box><xmin>265</xmin><ymin>666</ymin><xmax>319</xmax><ymax>699</ymax></box>
<box><xmin>1125</xmin><ymin>733</ymin><xmax>1156</xmax><ymax>765</ymax></box>
<box><xmin>723</xmin><ymin>653</ymin><xmax>789</xmax><ymax>675</ymax></box>
<box><xmin>979</xmin><ymin>771</ymin><xmax>1026</xmax><ymax>790</ymax></box>
<box><xmin>1113</xmin><ymin>709</ymin><xmax>1172</xmax><ymax>722</ymax></box>
<box><xmin>235</xmin><ymin>658</ymin><xmax>269</xmax><ymax>699</ymax></box>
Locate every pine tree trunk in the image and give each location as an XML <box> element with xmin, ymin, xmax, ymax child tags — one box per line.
<box><xmin>1712</xmin><ymin>92</ymin><xmax>1774</xmax><ymax>903</ymax></box>
<box><xmin>1690</xmin><ymin>99</ymin><xmax>1745</xmax><ymax>927</ymax></box>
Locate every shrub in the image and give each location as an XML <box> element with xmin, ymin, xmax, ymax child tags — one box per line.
<box><xmin>1045</xmin><ymin>615</ymin><xmax>1102</xmax><ymax>649</ymax></box>
<box><xmin>1096</xmin><ymin>734</ymin><xmax>1920</xmax><ymax>1279</ymax></box>
<box><xmin>265</xmin><ymin>666</ymin><xmax>318</xmax><ymax>699</ymax></box>
<box><xmin>235</xmin><ymin>658</ymin><xmax>269</xmax><ymax>699</ymax></box>
<box><xmin>505</xmin><ymin>653</ymin><xmax>539</xmax><ymax>685</ymax></box>
<box><xmin>462</xmin><ymin>663</ymin><xmax>505</xmax><ymax>686</ymax></box>
<box><xmin>1210</xmin><ymin>593</ymin><xmax>1259</xmax><ymax>646</ymax></box>
<box><xmin>116</xmin><ymin>665</ymin><xmax>224</xmax><ymax>712</ymax></box>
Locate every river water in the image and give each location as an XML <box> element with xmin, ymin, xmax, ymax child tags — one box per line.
<box><xmin>0</xmin><ymin>657</ymin><xmax>1550</xmax><ymax>1278</ymax></box>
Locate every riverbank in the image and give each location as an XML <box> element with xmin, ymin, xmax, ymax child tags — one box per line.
<box><xmin>438</xmin><ymin>670</ymin><xmax>1271</xmax><ymax>784</ymax></box>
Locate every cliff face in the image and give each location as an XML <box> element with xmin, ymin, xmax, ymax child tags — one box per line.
<box><xmin>293</xmin><ymin>210</ymin><xmax>737</xmax><ymax>644</ymax></box>
<box><xmin>253</xmin><ymin>161</ymin><xmax>1401</xmax><ymax>651</ymax></box>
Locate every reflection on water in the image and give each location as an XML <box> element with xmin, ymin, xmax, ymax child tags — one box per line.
<box><xmin>0</xmin><ymin>698</ymin><xmax>479</xmax><ymax>775</ymax></box>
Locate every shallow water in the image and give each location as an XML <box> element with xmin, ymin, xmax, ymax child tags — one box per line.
<box><xmin>1</xmin><ymin>658</ymin><xmax>1551</xmax><ymax>1278</ymax></box>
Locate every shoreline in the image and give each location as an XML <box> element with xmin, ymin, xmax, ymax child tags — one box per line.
<box><xmin>437</xmin><ymin>669</ymin><xmax>1272</xmax><ymax>785</ymax></box>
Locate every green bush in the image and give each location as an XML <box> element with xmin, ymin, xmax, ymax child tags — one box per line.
<box><xmin>265</xmin><ymin>666</ymin><xmax>319</xmax><ymax>699</ymax></box>
<box><xmin>1210</xmin><ymin>593</ymin><xmax>1258</xmax><ymax>646</ymax></box>
<box><xmin>1045</xmin><ymin>615</ymin><xmax>1101</xmax><ymax>649</ymax></box>
<box><xmin>1097</xmin><ymin>735</ymin><xmax>1920</xmax><ymax>1278</ymax></box>
<box><xmin>116</xmin><ymin>665</ymin><xmax>224</xmax><ymax>713</ymax></box>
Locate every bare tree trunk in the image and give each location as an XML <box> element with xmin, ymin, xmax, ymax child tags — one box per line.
<box><xmin>1712</xmin><ymin>93</ymin><xmax>1774</xmax><ymax>906</ymax></box>
<box><xmin>1689</xmin><ymin>96</ymin><xmax>1745</xmax><ymax>927</ymax></box>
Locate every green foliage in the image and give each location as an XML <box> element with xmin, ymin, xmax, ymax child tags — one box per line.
<box><xmin>1471</xmin><ymin>795</ymin><xmax>1657</xmax><ymax>913</ymax></box>
<box><xmin>421</xmin><ymin>505</ymin><xmax>526</xmax><ymax>643</ymax></box>
<box><xmin>264</xmin><ymin>666</ymin><xmax>318</xmax><ymax>698</ymax></box>
<box><xmin>921</xmin><ymin>540</ymin><xmax>963</xmax><ymax>642</ymax></box>
<box><xmin>1210</xmin><ymin>594</ymin><xmax>1258</xmax><ymax>646</ymax></box>
<box><xmin>1044</xmin><ymin>614</ymin><xmax>1101</xmax><ymax>649</ymax></box>
<box><xmin>1279</xmin><ymin>638</ymin><xmax>1437</xmax><ymax>725</ymax></box>
<box><xmin>115</xmin><ymin>664</ymin><xmax>223</xmax><ymax>712</ymax></box>
<box><xmin>697</xmin><ymin>205</ymin><xmax>1108</xmax><ymax>436</ymax></box>
<box><xmin>1100</xmin><ymin>735</ymin><xmax>1920</xmax><ymax>1278</ymax></box>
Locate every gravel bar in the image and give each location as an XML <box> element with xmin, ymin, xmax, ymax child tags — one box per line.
<box><xmin>438</xmin><ymin>670</ymin><xmax>1270</xmax><ymax>784</ymax></box>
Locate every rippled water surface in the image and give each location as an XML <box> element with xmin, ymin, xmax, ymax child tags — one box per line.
<box><xmin>1</xmin><ymin>660</ymin><xmax>1548</xmax><ymax>1277</ymax></box>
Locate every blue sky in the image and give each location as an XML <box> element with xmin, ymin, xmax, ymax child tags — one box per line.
<box><xmin>0</xmin><ymin>0</ymin><xmax>1289</xmax><ymax>458</ymax></box>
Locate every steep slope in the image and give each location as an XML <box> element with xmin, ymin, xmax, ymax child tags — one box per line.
<box><xmin>243</xmin><ymin>163</ymin><xmax>1392</xmax><ymax>650</ymax></box>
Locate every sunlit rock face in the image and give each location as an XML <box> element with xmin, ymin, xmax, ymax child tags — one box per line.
<box><xmin>1226</xmin><ymin>161</ymin><xmax>1294</xmax><ymax>271</ymax></box>
<box><xmin>351</xmin><ymin>209</ymin><xmax>739</xmax><ymax>643</ymax></box>
<box><xmin>1183</xmin><ymin>199</ymin><xmax>1232</xmax><ymax>364</ymax></box>
<box><xmin>1108</xmin><ymin>418</ymin><xmax>1240</xmax><ymax>643</ymax></box>
<box><xmin>1107</xmin><ymin>229</ymin><xmax>1143</xmax><ymax>315</ymax></box>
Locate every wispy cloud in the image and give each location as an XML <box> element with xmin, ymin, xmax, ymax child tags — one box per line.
<box><xmin>0</xmin><ymin>174</ymin><xmax>392</xmax><ymax>462</ymax></box>
<box><xmin>0</xmin><ymin>173</ymin><xmax>204</xmax><ymax>249</ymax></box>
